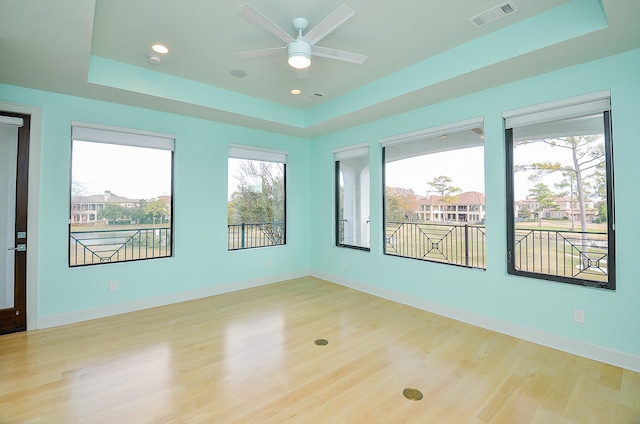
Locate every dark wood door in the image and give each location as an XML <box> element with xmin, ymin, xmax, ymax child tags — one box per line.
<box><xmin>0</xmin><ymin>112</ymin><xmax>29</xmax><ymax>334</ymax></box>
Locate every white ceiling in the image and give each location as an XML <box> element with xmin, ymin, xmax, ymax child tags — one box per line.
<box><xmin>1</xmin><ymin>0</ymin><xmax>638</xmax><ymax>137</ymax></box>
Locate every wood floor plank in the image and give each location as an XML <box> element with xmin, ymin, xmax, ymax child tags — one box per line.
<box><xmin>0</xmin><ymin>276</ymin><xmax>638</xmax><ymax>423</ymax></box>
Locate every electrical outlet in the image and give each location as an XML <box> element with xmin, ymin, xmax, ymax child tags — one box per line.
<box><xmin>266</xmin><ymin>259</ymin><xmax>272</xmax><ymax>268</ymax></box>
<box><xmin>573</xmin><ymin>309</ymin><xmax>585</xmax><ymax>324</ymax></box>
<box><xmin>342</xmin><ymin>260</ymin><xmax>347</xmax><ymax>269</ymax></box>
<box><xmin>109</xmin><ymin>281</ymin><xmax>118</xmax><ymax>292</ymax></box>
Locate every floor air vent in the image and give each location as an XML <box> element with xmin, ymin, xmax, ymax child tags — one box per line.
<box><xmin>468</xmin><ymin>1</ymin><xmax>518</xmax><ymax>28</ymax></box>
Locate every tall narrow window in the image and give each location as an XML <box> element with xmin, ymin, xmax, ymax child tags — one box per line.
<box><xmin>228</xmin><ymin>144</ymin><xmax>286</xmax><ymax>250</ymax></box>
<box><xmin>70</xmin><ymin>122</ymin><xmax>174</xmax><ymax>266</ymax></box>
<box><xmin>504</xmin><ymin>93</ymin><xmax>615</xmax><ymax>289</ymax></box>
<box><xmin>335</xmin><ymin>144</ymin><xmax>370</xmax><ymax>250</ymax></box>
<box><xmin>381</xmin><ymin>118</ymin><xmax>486</xmax><ymax>269</ymax></box>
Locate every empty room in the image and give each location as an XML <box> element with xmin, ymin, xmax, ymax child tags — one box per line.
<box><xmin>1</xmin><ymin>0</ymin><xmax>639</xmax><ymax>422</ymax></box>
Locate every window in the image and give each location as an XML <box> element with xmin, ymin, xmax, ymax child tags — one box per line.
<box><xmin>504</xmin><ymin>93</ymin><xmax>615</xmax><ymax>289</ymax></box>
<box><xmin>69</xmin><ymin>122</ymin><xmax>174</xmax><ymax>266</ymax></box>
<box><xmin>228</xmin><ymin>144</ymin><xmax>286</xmax><ymax>250</ymax></box>
<box><xmin>335</xmin><ymin>144</ymin><xmax>370</xmax><ymax>250</ymax></box>
<box><xmin>381</xmin><ymin>118</ymin><xmax>486</xmax><ymax>269</ymax></box>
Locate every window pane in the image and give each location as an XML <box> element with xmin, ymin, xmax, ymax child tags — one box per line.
<box><xmin>383</xmin><ymin>126</ymin><xmax>486</xmax><ymax>269</ymax></box>
<box><xmin>507</xmin><ymin>111</ymin><xmax>614</xmax><ymax>289</ymax></box>
<box><xmin>0</xmin><ymin>124</ymin><xmax>18</xmax><ymax>308</ymax></box>
<box><xmin>336</xmin><ymin>155</ymin><xmax>370</xmax><ymax>250</ymax></box>
<box><xmin>70</xmin><ymin>140</ymin><xmax>173</xmax><ymax>266</ymax></box>
<box><xmin>228</xmin><ymin>158</ymin><xmax>286</xmax><ymax>250</ymax></box>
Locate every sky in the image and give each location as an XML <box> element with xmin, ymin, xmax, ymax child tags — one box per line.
<box><xmin>386</xmin><ymin>142</ymin><xmax>601</xmax><ymax>201</ymax></box>
<box><xmin>385</xmin><ymin>146</ymin><xmax>486</xmax><ymax>197</ymax></box>
<box><xmin>72</xmin><ymin>141</ymin><xmax>172</xmax><ymax>200</ymax></box>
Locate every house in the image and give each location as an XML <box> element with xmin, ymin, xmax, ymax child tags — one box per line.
<box><xmin>1</xmin><ymin>0</ymin><xmax>639</xmax><ymax>421</ymax></box>
<box><xmin>516</xmin><ymin>196</ymin><xmax>598</xmax><ymax>222</ymax></box>
<box><xmin>416</xmin><ymin>191</ymin><xmax>486</xmax><ymax>223</ymax></box>
<box><xmin>70</xmin><ymin>190</ymin><xmax>140</xmax><ymax>223</ymax></box>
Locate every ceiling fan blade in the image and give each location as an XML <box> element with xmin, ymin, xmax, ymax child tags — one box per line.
<box><xmin>235</xmin><ymin>46</ymin><xmax>286</xmax><ymax>59</ymax></box>
<box><xmin>237</xmin><ymin>3</ymin><xmax>294</xmax><ymax>44</ymax></box>
<box><xmin>302</xmin><ymin>4</ymin><xmax>355</xmax><ymax>46</ymax></box>
<box><xmin>312</xmin><ymin>46</ymin><xmax>367</xmax><ymax>64</ymax></box>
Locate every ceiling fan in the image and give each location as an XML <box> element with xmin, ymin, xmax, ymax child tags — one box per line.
<box><xmin>235</xmin><ymin>3</ymin><xmax>367</xmax><ymax>72</ymax></box>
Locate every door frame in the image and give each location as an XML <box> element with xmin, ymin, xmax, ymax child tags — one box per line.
<box><xmin>0</xmin><ymin>101</ymin><xmax>42</xmax><ymax>330</ymax></box>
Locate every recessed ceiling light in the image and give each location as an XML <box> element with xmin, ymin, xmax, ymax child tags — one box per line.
<box><xmin>148</xmin><ymin>55</ymin><xmax>162</xmax><ymax>65</ymax></box>
<box><xmin>290</xmin><ymin>89</ymin><xmax>302</xmax><ymax>95</ymax></box>
<box><xmin>152</xmin><ymin>44</ymin><xmax>169</xmax><ymax>54</ymax></box>
<box><xmin>230</xmin><ymin>69</ymin><xmax>248</xmax><ymax>78</ymax></box>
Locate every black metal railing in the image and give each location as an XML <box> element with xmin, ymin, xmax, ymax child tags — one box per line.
<box><xmin>385</xmin><ymin>222</ymin><xmax>486</xmax><ymax>269</ymax></box>
<box><xmin>228</xmin><ymin>222</ymin><xmax>285</xmax><ymax>250</ymax></box>
<box><xmin>70</xmin><ymin>227</ymin><xmax>172</xmax><ymax>266</ymax></box>
<box><xmin>513</xmin><ymin>228</ymin><xmax>608</xmax><ymax>282</ymax></box>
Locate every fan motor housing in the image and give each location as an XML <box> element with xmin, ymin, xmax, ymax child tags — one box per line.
<box><xmin>287</xmin><ymin>40</ymin><xmax>312</xmax><ymax>68</ymax></box>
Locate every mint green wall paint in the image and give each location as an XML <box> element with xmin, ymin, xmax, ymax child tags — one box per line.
<box><xmin>306</xmin><ymin>0</ymin><xmax>607</xmax><ymax>127</ymax></box>
<box><xmin>0</xmin><ymin>84</ymin><xmax>311</xmax><ymax>317</ymax></box>
<box><xmin>309</xmin><ymin>49</ymin><xmax>640</xmax><ymax>357</ymax></box>
<box><xmin>89</xmin><ymin>56</ymin><xmax>305</xmax><ymax>128</ymax></box>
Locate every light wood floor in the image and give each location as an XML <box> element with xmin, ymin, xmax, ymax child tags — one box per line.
<box><xmin>1</xmin><ymin>277</ymin><xmax>639</xmax><ymax>423</ymax></box>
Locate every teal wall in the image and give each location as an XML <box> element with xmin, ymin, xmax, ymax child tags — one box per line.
<box><xmin>1</xmin><ymin>48</ymin><xmax>638</xmax><ymax>360</ymax></box>
<box><xmin>309</xmin><ymin>48</ymin><xmax>640</xmax><ymax>358</ymax></box>
<box><xmin>0</xmin><ymin>85</ymin><xmax>311</xmax><ymax>317</ymax></box>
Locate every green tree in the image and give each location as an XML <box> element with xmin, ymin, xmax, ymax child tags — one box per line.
<box><xmin>517</xmin><ymin>203</ymin><xmax>532</xmax><ymax>220</ymax></box>
<box><xmin>590</xmin><ymin>161</ymin><xmax>607</xmax><ymax>223</ymax></box>
<box><xmin>98</xmin><ymin>203</ymin><xmax>127</xmax><ymax>224</ymax></box>
<box><xmin>427</xmin><ymin>176</ymin><xmax>461</xmax><ymax>222</ymax></box>
<box><xmin>528</xmin><ymin>183</ymin><xmax>559</xmax><ymax>227</ymax></box>
<box><xmin>144</xmin><ymin>198</ymin><xmax>170</xmax><ymax>224</ymax></box>
<box><xmin>385</xmin><ymin>187</ymin><xmax>418</xmax><ymax>222</ymax></box>
<box><xmin>128</xmin><ymin>205</ymin><xmax>147</xmax><ymax>224</ymax></box>
<box><xmin>596</xmin><ymin>201</ymin><xmax>607</xmax><ymax>223</ymax></box>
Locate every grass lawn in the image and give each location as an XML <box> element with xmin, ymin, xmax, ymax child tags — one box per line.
<box><xmin>515</xmin><ymin>219</ymin><xmax>607</xmax><ymax>233</ymax></box>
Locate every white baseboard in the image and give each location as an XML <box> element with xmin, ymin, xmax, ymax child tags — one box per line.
<box><xmin>311</xmin><ymin>270</ymin><xmax>640</xmax><ymax>373</ymax></box>
<box><xmin>38</xmin><ymin>270</ymin><xmax>308</xmax><ymax>329</ymax></box>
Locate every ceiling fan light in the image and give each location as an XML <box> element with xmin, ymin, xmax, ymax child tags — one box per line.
<box><xmin>288</xmin><ymin>54</ymin><xmax>311</xmax><ymax>69</ymax></box>
<box><xmin>287</xmin><ymin>40</ymin><xmax>311</xmax><ymax>69</ymax></box>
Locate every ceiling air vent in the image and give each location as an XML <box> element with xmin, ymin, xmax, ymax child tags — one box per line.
<box><xmin>468</xmin><ymin>1</ymin><xmax>518</xmax><ymax>28</ymax></box>
<box><xmin>306</xmin><ymin>92</ymin><xmax>325</xmax><ymax>101</ymax></box>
